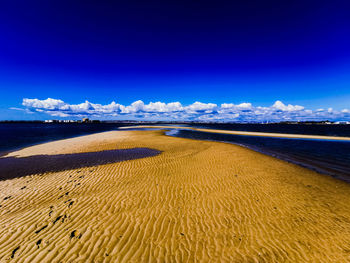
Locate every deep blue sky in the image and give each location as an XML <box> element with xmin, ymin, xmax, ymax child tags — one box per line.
<box><xmin>1</xmin><ymin>0</ymin><xmax>350</xmax><ymax>120</ymax></box>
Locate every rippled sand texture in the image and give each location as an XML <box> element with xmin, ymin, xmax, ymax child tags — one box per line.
<box><xmin>1</xmin><ymin>130</ymin><xmax>350</xmax><ymax>262</ymax></box>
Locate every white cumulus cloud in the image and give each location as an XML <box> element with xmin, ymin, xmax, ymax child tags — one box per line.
<box><xmin>272</xmin><ymin>100</ymin><xmax>304</xmax><ymax>111</ymax></box>
<box><xmin>20</xmin><ymin>98</ymin><xmax>350</xmax><ymax>122</ymax></box>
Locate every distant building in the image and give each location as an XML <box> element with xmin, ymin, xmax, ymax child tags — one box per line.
<box><xmin>335</xmin><ymin>121</ymin><xmax>350</xmax><ymax>124</ymax></box>
<box><xmin>82</xmin><ymin>118</ymin><xmax>90</xmax><ymax>123</ymax></box>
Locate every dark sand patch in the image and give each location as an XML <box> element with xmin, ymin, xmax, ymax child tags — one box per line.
<box><xmin>0</xmin><ymin>148</ymin><xmax>161</xmax><ymax>180</ymax></box>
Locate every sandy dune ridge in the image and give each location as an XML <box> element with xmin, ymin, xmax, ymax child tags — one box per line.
<box><xmin>0</xmin><ymin>130</ymin><xmax>350</xmax><ymax>262</ymax></box>
<box><xmin>120</xmin><ymin>125</ymin><xmax>350</xmax><ymax>141</ymax></box>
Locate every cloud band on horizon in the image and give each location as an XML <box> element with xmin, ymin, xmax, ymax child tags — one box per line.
<box><xmin>20</xmin><ymin>98</ymin><xmax>350</xmax><ymax>122</ymax></box>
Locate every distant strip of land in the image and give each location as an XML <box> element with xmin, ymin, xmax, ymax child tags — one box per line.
<box><xmin>120</xmin><ymin>125</ymin><xmax>350</xmax><ymax>141</ymax></box>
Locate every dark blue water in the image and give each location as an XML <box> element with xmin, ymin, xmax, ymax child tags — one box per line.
<box><xmin>0</xmin><ymin>123</ymin><xmax>133</xmax><ymax>153</ymax></box>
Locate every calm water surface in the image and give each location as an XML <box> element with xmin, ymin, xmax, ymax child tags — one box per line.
<box><xmin>0</xmin><ymin>123</ymin><xmax>132</xmax><ymax>153</ymax></box>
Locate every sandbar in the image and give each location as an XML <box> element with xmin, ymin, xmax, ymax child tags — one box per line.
<box><xmin>120</xmin><ymin>125</ymin><xmax>350</xmax><ymax>141</ymax></box>
<box><xmin>0</xmin><ymin>130</ymin><xmax>350</xmax><ymax>262</ymax></box>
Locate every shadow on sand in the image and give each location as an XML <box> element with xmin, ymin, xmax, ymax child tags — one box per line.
<box><xmin>0</xmin><ymin>148</ymin><xmax>161</xmax><ymax>180</ymax></box>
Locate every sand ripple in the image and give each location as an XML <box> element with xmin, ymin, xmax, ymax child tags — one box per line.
<box><xmin>0</xmin><ymin>130</ymin><xmax>350</xmax><ymax>262</ymax></box>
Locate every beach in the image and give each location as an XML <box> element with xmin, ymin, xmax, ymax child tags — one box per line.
<box><xmin>1</xmin><ymin>130</ymin><xmax>350</xmax><ymax>262</ymax></box>
<box><xmin>120</xmin><ymin>125</ymin><xmax>350</xmax><ymax>141</ymax></box>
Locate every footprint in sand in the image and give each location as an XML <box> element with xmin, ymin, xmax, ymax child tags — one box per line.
<box><xmin>36</xmin><ymin>239</ymin><xmax>42</xmax><ymax>248</ymax></box>
<box><xmin>68</xmin><ymin>201</ymin><xmax>74</xmax><ymax>208</ymax></box>
<box><xmin>11</xmin><ymin>246</ymin><xmax>20</xmax><ymax>259</ymax></box>
<box><xmin>35</xmin><ymin>225</ymin><xmax>48</xmax><ymax>234</ymax></box>
<box><xmin>53</xmin><ymin>215</ymin><xmax>63</xmax><ymax>225</ymax></box>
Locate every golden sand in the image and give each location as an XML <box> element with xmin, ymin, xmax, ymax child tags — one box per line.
<box><xmin>120</xmin><ymin>125</ymin><xmax>350</xmax><ymax>141</ymax></box>
<box><xmin>1</xmin><ymin>130</ymin><xmax>350</xmax><ymax>262</ymax></box>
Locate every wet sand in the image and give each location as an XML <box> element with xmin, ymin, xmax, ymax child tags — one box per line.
<box><xmin>0</xmin><ymin>148</ymin><xmax>160</xmax><ymax>180</ymax></box>
<box><xmin>1</xmin><ymin>130</ymin><xmax>350</xmax><ymax>262</ymax></box>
